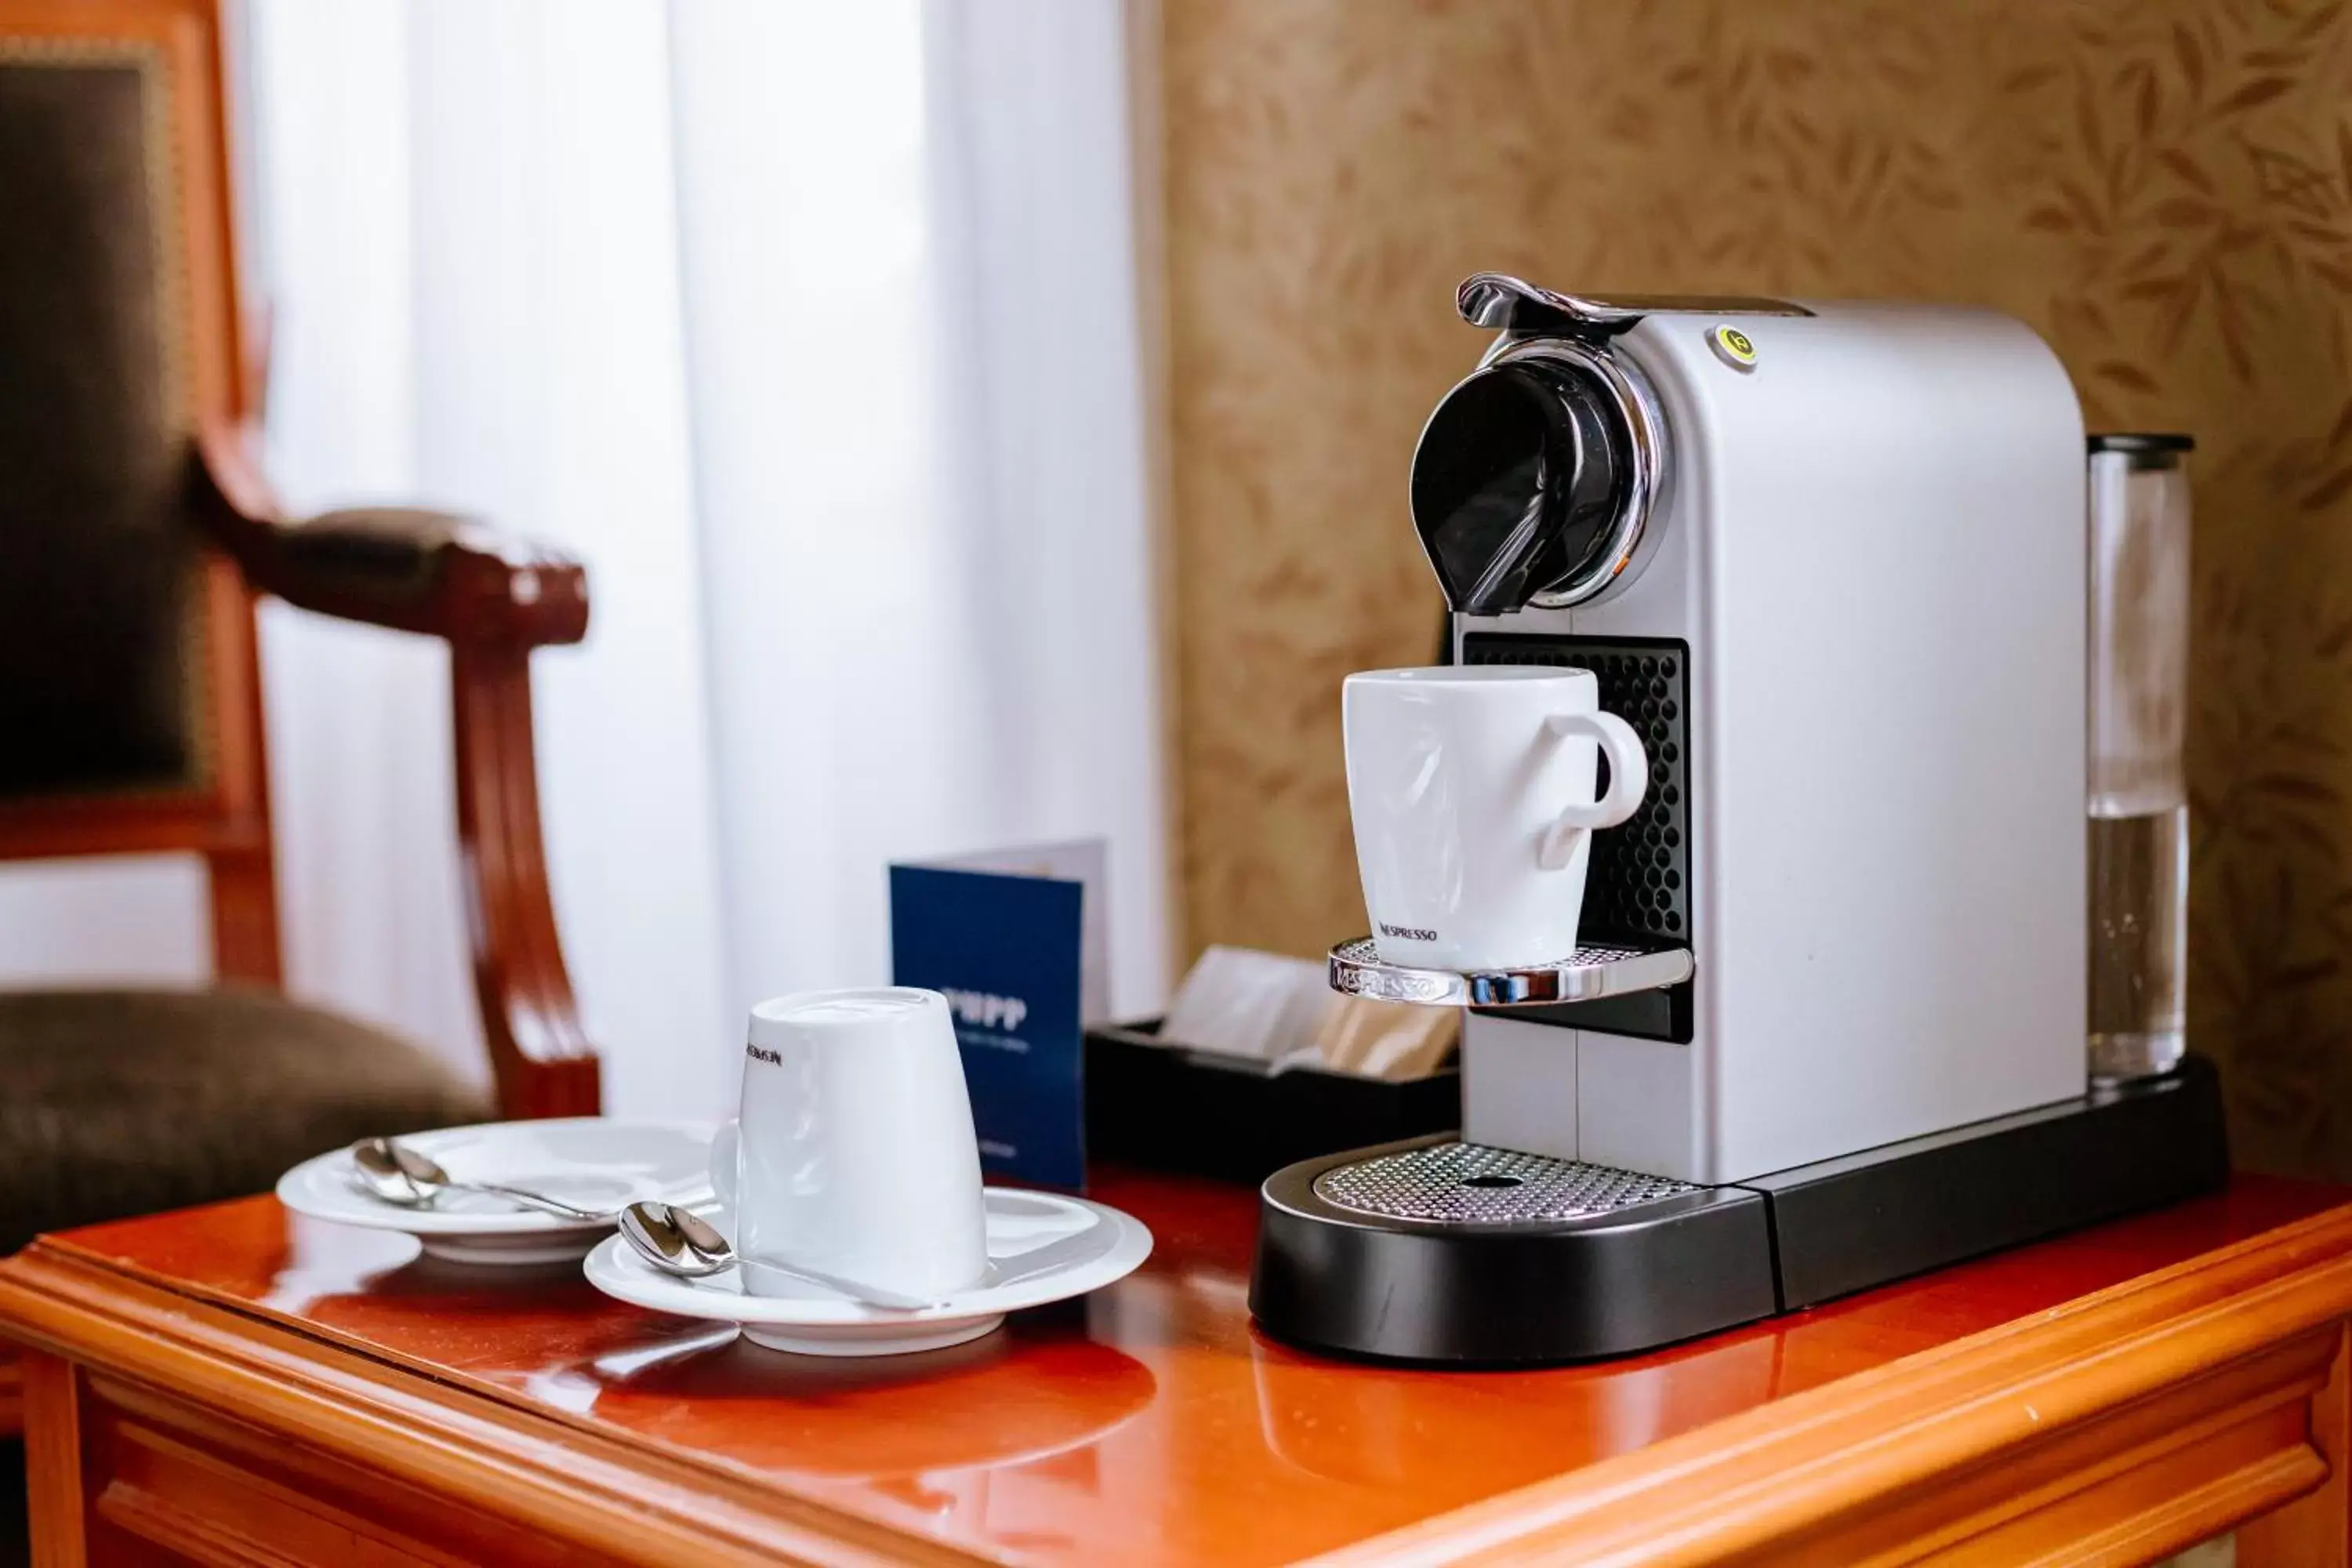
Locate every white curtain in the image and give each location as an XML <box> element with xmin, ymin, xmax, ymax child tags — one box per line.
<box><xmin>0</xmin><ymin>0</ymin><xmax>1169</xmax><ymax>1120</ymax></box>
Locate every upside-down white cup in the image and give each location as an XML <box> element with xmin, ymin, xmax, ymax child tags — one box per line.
<box><xmin>711</xmin><ymin>987</ymin><xmax>988</xmax><ymax>1301</ymax></box>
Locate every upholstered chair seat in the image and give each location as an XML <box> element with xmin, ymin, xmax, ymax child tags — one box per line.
<box><xmin>0</xmin><ymin>988</ymin><xmax>489</xmax><ymax>1255</ymax></box>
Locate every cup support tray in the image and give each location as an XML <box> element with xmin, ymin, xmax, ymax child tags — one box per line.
<box><xmin>1327</xmin><ymin>935</ymin><xmax>1693</xmax><ymax>1008</ymax></box>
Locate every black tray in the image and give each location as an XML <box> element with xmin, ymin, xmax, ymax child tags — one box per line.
<box><xmin>1084</xmin><ymin>1018</ymin><xmax>1460</xmax><ymax>1185</ymax></box>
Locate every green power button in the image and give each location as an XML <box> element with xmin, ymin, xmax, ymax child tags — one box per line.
<box><xmin>1710</xmin><ymin>325</ymin><xmax>1759</xmax><ymax>371</ymax></box>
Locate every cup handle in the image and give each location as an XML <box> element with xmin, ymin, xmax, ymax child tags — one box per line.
<box><xmin>1538</xmin><ymin>710</ymin><xmax>1648</xmax><ymax>869</ymax></box>
<box><xmin>710</xmin><ymin>1119</ymin><xmax>739</xmax><ymax>1211</ymax></box>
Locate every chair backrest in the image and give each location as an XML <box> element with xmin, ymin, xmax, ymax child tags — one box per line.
<box><xmin>0</xmin><ymin>0</ymin><xmax>277</xmax><ymax>981</ymax></box>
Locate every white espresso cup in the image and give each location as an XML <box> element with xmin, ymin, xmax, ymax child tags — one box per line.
<box><xmin>711</xmin><ymin>987</ymin><xmax>988</xmax><ymax>1301</ymax></box>
<box><xmin>1345</xmin><ymin>665</ymin><xmax>1649</xmax><ymax>970</ymax></box>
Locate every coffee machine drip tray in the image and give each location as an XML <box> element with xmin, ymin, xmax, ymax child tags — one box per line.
<box><xmin>1250</xmin><ymin>1058</ymin><xmax>2231</xmax><ymax>1367</ymax></box>
<box><xmin>1327</xmin><ymin>935</ymin><xmax>1692</xmax><ymax>1008</ymax></box>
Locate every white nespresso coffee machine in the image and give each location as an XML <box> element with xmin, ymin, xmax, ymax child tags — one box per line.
<box><xmin>1250</xmin><ymin>275</ymin><xmax>2227</xmax><ymax>1363</ymax></box>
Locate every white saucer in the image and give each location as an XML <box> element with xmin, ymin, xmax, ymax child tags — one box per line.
<box><xmin>583</xmin><ymin>1188</ymin><xmax>1152</xmax><ymax>1356</ymax></box>
<box><xmin>276</xmin><ymin>1118</ymin><xmax>716</xmax><ymax>1265</ymax></box>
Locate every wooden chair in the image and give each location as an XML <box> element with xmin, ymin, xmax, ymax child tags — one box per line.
<box><xmin>0</xmin><ymin>0</ymin><xmax>601</xmax><ymax>1287</ymax></box>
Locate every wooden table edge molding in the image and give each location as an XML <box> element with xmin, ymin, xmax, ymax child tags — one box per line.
<box><xmin>0</xmin><ymin>1241</ymin><xmax>980</xmax><ymax>1568</ymax></box>
<box><xmin>1306</xmin><ymin>1201</ymin><xmax>2352</xmax><ymax>1566</ymax></box>
<box><xmin>4</xmin><ymin>1203</ymin><xmax>2352</xmax><ymax>1566</ymax></box>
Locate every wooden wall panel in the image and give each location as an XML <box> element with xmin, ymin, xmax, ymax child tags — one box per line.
<box><xmin>1162</xmin><ymin>0</ymin><xmax>2352</xmax><ymax>1178</ymax></box>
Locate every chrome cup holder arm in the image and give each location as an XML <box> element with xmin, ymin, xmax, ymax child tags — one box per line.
<box><xmin>1327</xmin><ymin>937</ymin><xmax>1693</xmax><ymax>1008</ymax></box>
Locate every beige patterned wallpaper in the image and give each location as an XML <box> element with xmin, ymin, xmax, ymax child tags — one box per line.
<box><xmin>1161</xmin><ymin>0</ymin><xmax>2352</xmax><ymax>1177</ymax></box>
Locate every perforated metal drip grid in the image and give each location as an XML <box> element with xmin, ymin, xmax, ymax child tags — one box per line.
<box><xmin>1312</xmin><ymin>1142</ymin><xmax>1700</xmax><ymax>1225</ymax></box>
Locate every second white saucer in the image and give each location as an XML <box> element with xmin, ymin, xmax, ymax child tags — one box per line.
<box><xmin>276</xmin><ymin>1119</ymin><xmax>715</xmax><ymax>1265</ymax></box>
<box><xmin>583</xmin><ymin>1187</ymin><xmax>1152</xmax><ymax>1356</ymax></box>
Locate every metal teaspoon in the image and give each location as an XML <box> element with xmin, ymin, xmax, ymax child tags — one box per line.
<box><xmin>617</xmin><ymin>1200</ymin><xmax>943</xmax><ymax>1312</ymax></box>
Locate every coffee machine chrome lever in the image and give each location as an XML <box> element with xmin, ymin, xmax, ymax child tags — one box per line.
<box><xmin>1454</xmin><ymin>271</ymin><xmax>1813</xmax><ymax>335</ymax></box>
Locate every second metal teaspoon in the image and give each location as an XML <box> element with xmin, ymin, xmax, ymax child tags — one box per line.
<box><xmin>349</xmin><ymin>1137</ymin><xmax>613</xmax><ymax>1224</ymax></box>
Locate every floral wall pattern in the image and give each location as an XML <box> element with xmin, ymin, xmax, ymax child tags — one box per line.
<box><xmin>1162</xmin><ymin>0</ymin><xmax>2352</xmax><ymax>1176</ymax></box>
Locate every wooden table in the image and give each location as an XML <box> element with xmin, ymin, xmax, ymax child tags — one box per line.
<box><xmin>2</xmin><ymin>1170</ymin><xmax>2350</xmax><ymax>1566</ymax></box>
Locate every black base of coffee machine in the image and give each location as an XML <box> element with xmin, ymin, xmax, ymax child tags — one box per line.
<box><xmin>1249</xmin><ymin>1056</ymin><xmax>2229</xmax><ymax>1366</ymax></box>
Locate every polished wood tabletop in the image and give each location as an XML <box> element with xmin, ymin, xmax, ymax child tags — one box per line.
<box><xmin>6</xmin><ymin>1168</ymin><xmax>2352</xmax><ymax>1564</ymax></box>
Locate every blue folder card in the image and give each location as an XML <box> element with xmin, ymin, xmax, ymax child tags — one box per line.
<box><xmin>889</xmin><ymin>847</ymin><xmax>1098</xmax><ymax>1191</ymax></box>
